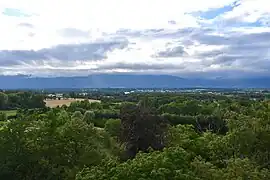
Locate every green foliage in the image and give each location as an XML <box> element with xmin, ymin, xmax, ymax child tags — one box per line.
<box><xmin>83</xmin><ymin>111</ymin><xmax>95</xmax><ymax>124</ymax></box>
<box><xmin>68</xmin><ymin>101</ymin><xmax>102</xmax><ymax>112</ymax></box>
<box><xmin>76</xmin><ymin>147</ymin><xmax>193</xmax><ymax>180</ymax></box>
<box><xmin>0</xmin><ymin>112</ymin><xmax>7</xmax><ymax>121</ymax></box>
<box><xmin>0</xmin><ymin>110</ymin><xmax>118</xmax><ymax>179</ymax></box>
<box><xmin>72</xmin><ymin>111</ymin><xmax>84</xmax><ymax>120</ymax></box>
<box><xmin>166</xmin><ymin>124</ymin><xmax>199</xmax><ymax>148</ymax></box>
<box><xmin>57</xmin><ymin>110</ymin><xmax>71</xmax><ymax>125</ymax></box>
<box><xmin>162</xmin><ymin>113</ymin><xmax>196</xmax><ymax>126</ymax></box>
<box><xmin>0</xmin><ymin>92</ymin><xmax>45</xmax><ymax>110</ymax></box>
<box><xmin>1</xmin><ymin>91</ymin><xmax>270</xmax><ymax>179</ymax></box>
<box><xmin>0</xmin><ymin>92</ymin><xmax>8</xmax><ymax>109</ymax></box>
<box><xmin>77</xmin><ymin>148</ymin><xmax>270</xmax><ymax>180</ymax></box>
<box><xmin>104</xmin><ymin>118</ymin><xmax>121</xmax><ymax>137</ymax></box>
<box><xmin>120</xmin><ymin>101</ymin><xmax>168</xmax><ymax>159</ymax></box>
<box><xmin>94</xmin><ymin>109</ymin><xmax>119</xmax><ymax>119</ymax></box>
<box><xmin>0</xmin><ymin>110</ymin><xmax>17</xmax><ymax>117</ymax></box>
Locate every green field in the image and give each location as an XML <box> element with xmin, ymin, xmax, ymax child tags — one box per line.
<box><xmin>0</xmin><ymin>110</ymin><xmax>17</xmax><ymax>117</ymax></box>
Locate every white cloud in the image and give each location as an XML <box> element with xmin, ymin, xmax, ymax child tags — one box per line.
<box><xmin>0</xmin><ymin>0</ymin><xmax>270</xmax><ymax>77</ymax></box>
<box><xmin>217</xmin><ymin>0</ymin><xmax>270</xmax><ymax>25</ymax></box>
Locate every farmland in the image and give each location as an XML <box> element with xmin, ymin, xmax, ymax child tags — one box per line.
<box><xmin>44</xmin><ymin>98</ymin><xmax>101</xmax><ymax>108</ymax></box>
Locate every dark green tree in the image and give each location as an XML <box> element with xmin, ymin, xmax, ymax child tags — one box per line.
<box><xmin>120</xmin><ymin>101</ymin><xmax>168</xmax><ymax>159</ymax></box>
<box><xmin>0</xmin><ymin>92</ymin><xmax>8</xmax><ymax>109</ymax></box>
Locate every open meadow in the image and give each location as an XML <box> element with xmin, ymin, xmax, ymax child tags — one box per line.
<box><xmin>44</xmin><ymin>98</ymin><xmax>100</xmax><ymax>108</ymax></box>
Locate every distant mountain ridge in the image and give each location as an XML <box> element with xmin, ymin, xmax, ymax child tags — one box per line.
<box><xmin>0</xmin><ymin>74</ymin><xmax>270</xmax><ymax>89</ymax></box>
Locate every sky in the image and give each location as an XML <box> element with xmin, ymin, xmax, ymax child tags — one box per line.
<box><xmin>0</xmin><ymin>0</ymin><xmax>270</xmax><ymax>78</ymax></box>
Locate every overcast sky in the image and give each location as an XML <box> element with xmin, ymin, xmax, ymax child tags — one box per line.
<box><xmin>0</xmin><ymin>0</ymin><xmax>270</xmax><ymax>77</ymax></box>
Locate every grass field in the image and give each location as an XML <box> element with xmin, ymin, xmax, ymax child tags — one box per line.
<box><xmin>0</xmin><ymin>110</ymin><xmax>17</xmax><ymax>116</ymax></box>
<box><xmin>44</xmin><ymin>98</ymin><xmax>101</xmax><ymax>108</ymax></box>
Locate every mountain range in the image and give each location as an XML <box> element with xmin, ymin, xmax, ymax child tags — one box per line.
<box><xmin>0</xmin><ymin>74</ymin><xmax>270</xmax><ymax>89</ymax></box>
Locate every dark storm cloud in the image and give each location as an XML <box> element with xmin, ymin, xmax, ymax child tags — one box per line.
<box><xmin>0</xmin><ymin>40</ymin><xmax>129</xmax><ymax>66</ymax></box>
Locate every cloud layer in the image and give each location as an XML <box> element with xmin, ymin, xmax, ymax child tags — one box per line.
<box><xmin>0</xmin><ymin>0</ymin><xmax>270</xmax><ymax>77</ymax></box>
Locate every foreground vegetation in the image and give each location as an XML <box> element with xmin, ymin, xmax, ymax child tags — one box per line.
<box><xmin>0</xmin><ymin>90</ymin><xmax>270</xmax><ymax>179</ymax></box>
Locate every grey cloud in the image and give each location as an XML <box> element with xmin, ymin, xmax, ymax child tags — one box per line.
<box><xmin>168</xmin><ymin>20</ymin><xmax>176</xmax><ymax>25</ymax></box>
<box><xmin>115</xmin><ymin>28</ymin><xmax>166</xmax><ymax>39</ymax></box>
<box><xmin>112</xmin><ymin>25</ymin><xmax>270</xmax><ymax>74</ymax></box>
<box><xmin>17</xmin><ymin>23</ymin><xmax>34</xmax><ymax>28</ymax></box>
<box><xmin>58</xmin><ymin>28</ymin><xmax>90</xmax><ymax>38</ymax></box>
<box><xmin>154</xmin><ymin>46</ymin><xmax>188</xmax><ymax>58</ymax></box>
<box><xmin>115</xmin><ymin>27</ymin><xmax>213</xmax><ymax>39</ymax></box>
<box><xmin>114</xmin><ymin>26</ymin><xmax>270</xmax><ymax>73</ymax></box>
<box><xmin>0</xmin><ymin>40</ymin><xmax>129</xmax><ymax>66</ymax></box>
<box><xmin>0</xmin><ymin>50</ymin><xmax>45</xmax><ymax>66</ymax></box>
<box><xmin>3</xmin><ymin>12</ymin><xmax>270</xmax><ymax>78</ymax></box>
<box><xmin>195</xmin><ymin>47</ymin><xmax>265</xmax><ymax>66</ymax></box>
<box><xmin>236</xmin><ymin>32</ymin><xmax>270</xmax><ymax>44</ymax></box>
<box><xmin>115</xmin><ymin>26</ymin><xmax>270</xmax><ymax>46</ymax></box>
<box><xmin>97</xmin><ymin>62</ymin><xmax>186</xmax><ymax>71</ymax></box>
<box><xmin>194</xmin><ymin>32</ymin><xmax>270</xmax><ymax>46</ymax></box>
<box><xmin>213</xmin><ymin>55</ymin><xmax>254</xmax><ymax>66</ymax></box>
<box><xmin>28</xmin><ymin>32</ymin><xmax>35</xmax><ymax>37</ymax></box>
<box><xmin>192</xmin><ymin>34</ymin><xmax>230</xmax><ymax>45</ymax></box>
<box><xmin>194</xmin><ymin>36</ymin><xmax>270</xmax><ymax>70</ymax></box>
<box><xmin>196</xmin><ymin>50</ymin><xmax>224</xmax><ymax>58</ymax></box>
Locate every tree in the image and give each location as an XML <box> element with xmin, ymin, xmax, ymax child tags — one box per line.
<box><xmin>0</xmin><ymin>92</ymin><xmax>8</xmax><ymax>109</ymax></box>
<box><xmin>83</xmin><ymin>111</ymin><xmax>95</xmax><ymax>124</ymax></box>
<box><xmin>57</xmin><ymin>110</ymin><xmax>70</xmax><ymax>126</ymax></box>
<box><xmin>104</xmin><ymin>119</ymin><xmax>121</xmax><ymax>137</ymax></box>
<box><xmin>72</xmin><ymin>111</ymin><xmax>83</xmax><ymax>120</ymax></box>
<box><xmin>0</xmin><ymin>107</ymin><xmax>118</xmax><ymax>180</ymax></box>
<box><xmin>120</xmin><ymin>101</ymin><xmax>168</xmax><ymax>159</ymax></box>
<box><xmin>77</xmin><ymin>145</ymin><xmax>270</xmax><ymax>180</ymax></box>
<box><xmin>226</xmin><ymin>115</ymin><xmax>270</xmax><ymax>167</ymax></box>
<box><xmin>76</xmin><ymin>147</ymin><xmax>194</xmax><ymax>180</ymax></box>
<box><xmin>0</xmin><ymin>112</ymin><xmax>7</xmax><ymax>121</ymax></box>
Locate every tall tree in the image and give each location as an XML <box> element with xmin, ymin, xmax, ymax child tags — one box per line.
<box><xmin>120</xmin><ymin>100</ymin><xmax>168</xmax><ymax>159</ymax></box>
<box><xmin>0</xmin><ymin>92</ymin><xmax>8</xmax><ymax>109</ymax></box>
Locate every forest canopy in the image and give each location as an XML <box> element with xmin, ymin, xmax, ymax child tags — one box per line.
<box><xmin>0</xmin><ymin>90</ymin><xmax>269</xmax><ymax>179</ymax></box>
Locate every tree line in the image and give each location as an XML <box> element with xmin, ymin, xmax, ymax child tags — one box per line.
<box><xmin>0</xmin><ymin>91</ymin><xmax>45</xmax><ymax>110</ymax></box>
